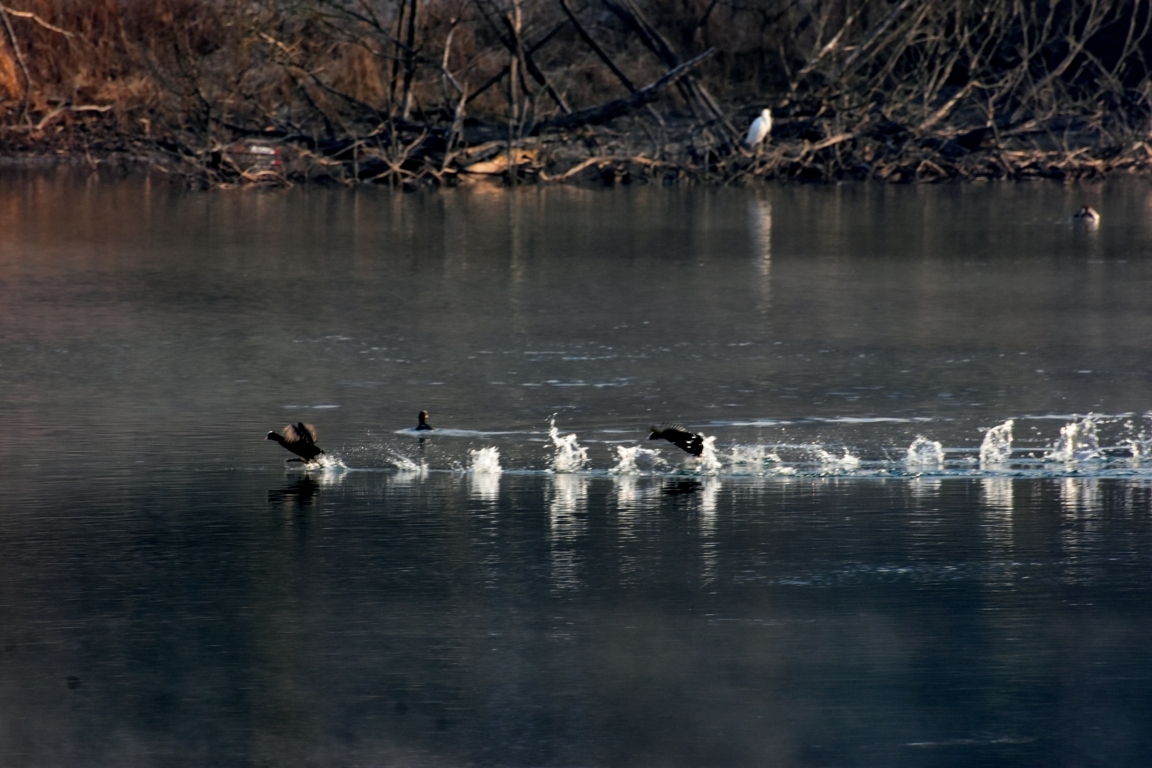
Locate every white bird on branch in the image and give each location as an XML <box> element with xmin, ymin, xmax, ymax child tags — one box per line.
<box><xmin>743</xmin><ymin>108</ymin><xmax>772</xmax><ymax>149</ymax></box>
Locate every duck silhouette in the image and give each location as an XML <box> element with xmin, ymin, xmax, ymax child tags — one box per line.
<box><xmin>416</xmin><ymin>411</ymin><xmax>433</xmax><ymax>431</ymax></box>
<box><xmin>266</xmin><ymin>422</ymin><xmax>324</xmax><ymax>462</ymax></box>
<box><xmin>1073</xmin><ymin>205</ymin><xmax>1100</xmax><ymax>225</ymax></box>
<box><xmin>648</xmin><ymin>424</ymin><xmax>705</xmax><ymax>456</ymax></box>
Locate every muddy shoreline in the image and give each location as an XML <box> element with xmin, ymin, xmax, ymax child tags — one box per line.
<box><xmin>3</xmin><ymin>112</ymin><xmax>1148</xmax><ymax>190</ymax></box>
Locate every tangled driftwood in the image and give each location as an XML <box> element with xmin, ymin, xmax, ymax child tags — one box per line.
<box><xmin>3</xmin><ymin>1</ymin><xmax>1152</xmax><ymax>187</ymax></box>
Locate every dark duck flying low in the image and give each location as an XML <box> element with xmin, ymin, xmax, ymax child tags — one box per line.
<box><xmin>416</xmin><ymin>411</ymin><xmax>433</xmax><ymax>431</ymax></box>
<box><xmin>266</xmin><ymin>422</ymin><xmax>324</xmax><ymax>463</ymax></box>
<box><xmin>648</xmin><ymin>423</ymin><xmax>705</xmax><ymax>456</ymax></box>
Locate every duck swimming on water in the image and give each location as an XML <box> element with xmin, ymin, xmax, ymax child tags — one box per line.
<box><xmin>1073</xmin><ymin>205</ymin><xmax>1100</xmax><ymax>226</ymax></box>
<box><xmin>416</xmin><ymin>411</ymin><xmax>433</xmax><ymax>431</ymax></box>
<box><xmin>648</xmin><ymin>424</ymin><xmax>705</xmax><ymax>456</ymax></box>
<box><xmin>266</xmin><ymin>422</ymin><xmax>324</xmax><ymax>462</ymax></box>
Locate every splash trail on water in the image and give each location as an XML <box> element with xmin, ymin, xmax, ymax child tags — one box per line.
<box><xmin>349</xmin><ymin>413</ymin><xmax>1152</xmax><ymax>480</ymax></box>
<box><xmin>468</xmin><ymin>447</ymin><xmax>503</xmax><ymax>474</ymax></box>
<box><xmin>548</xmin><ymin>417</ymin><xmax>589</xmax><ymax>473</ymax></box>
<box><xmin>695</xmin><ymin>436</ymin><xmax>724</xmax><ymax>475</ymax></box>
<box><xmin>980</xmin><ymin>420</ymin><xmax>1014</xmax><ymax>468</ymax></box>
<box><xmin>906</xmin><ymin>436</ymin><xmax>945</xmax><ymax>470</ymax></box>
<box><xmin>608</xmin><ymin>445</ymin><xmax>668</xmax><ymax>475</ymax></box>
<box><xmin>1048</xmin><ymin>415</ymin><xmax>1101</xmax><ymax>463</ymax></box>
<box><xmin>390</xmin><ymin>454</ymin><xmax>428</xmax><ymax>474</ymax></box>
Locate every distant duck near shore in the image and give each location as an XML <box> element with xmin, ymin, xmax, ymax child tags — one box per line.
<box><xmin>1073</xmin><ymin>205</ymin><xmax>1100</xmax><ymax>226</ymax></box>
<box><xmin>266</xmin><ymin>422</ymin><xmax>324</xmax><ymax>462</ymax></box>
<box><xmin>648</xmin><ymin>424</ymin><xmax>706</xmax><ymax>456</ymax></box>
<box><xmin>416</xmin><ymin>411</ymin><xmax>433</xmax><ymax>431</ymax></box>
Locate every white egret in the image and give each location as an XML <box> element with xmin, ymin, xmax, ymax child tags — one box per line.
<box><xmin>743</xmin><ymin>108</ymin><xmax>772</xmax><ymax>149</ymax></box>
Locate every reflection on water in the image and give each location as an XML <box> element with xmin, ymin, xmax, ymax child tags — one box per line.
<box><xmin>4</xmin><ymin>467</ymin><xmax>1152</xmax><ymax>766</ymax></box>
<box><xmin>549</xmin><ymin>474</ymin><xmax>589</xmax><ymax>593</ymax></box>
<box><xmin>908</xmin><ymin>475</ymin><xmax>943</xmax><ymax>499</ymax></box>
<box><xmin>750</xmin><ymin>195</ymin><xmax>772</xmax><ymax>320</ymax></box>
<box><xmin>267</xmin><ymin>476</ymin><xmax>319</xmax><ymax>513</ymax></box>
<box><xmin>5</xmin><ymin>172</ymin><xmax>1152</xmax><ymax>766</ymax></box>
<box><xmin>699</xmin><ymin>477</ymin><xmax>721</xmax><ymax>584</ymax></box>
<box><xmin>611</xmin><ymin>474</ymin><xmax>644</xmax><ymax>588</ymax></box>
<box><xmin>1062</xmin><ymin>476</ymin><xmax>1103</xmax><ymax>514</ymax></box>
<box><xmin>981</xmin><ymin>476</ymin><xmax>1015</xmax><ymax>514</ymax></box>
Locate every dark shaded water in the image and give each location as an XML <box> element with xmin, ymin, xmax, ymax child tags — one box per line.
<box><xmin>2</xmin><ymin>171</ymin><xmax>1152</xmax><ymax>767</ymax></box>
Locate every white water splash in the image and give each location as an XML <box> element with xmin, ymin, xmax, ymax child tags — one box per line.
<box><xmin>467</xmin><ymin>451</ymin><xmax>504</xmax><ymax>504</ymax></box>
<box><xmin>814</xmin><ymin>447</ymin><xmax>861</xmax><ymax>472</ymax></box>
<box><xmin>548</xmin><ymin>417</ymin><xmax>588</xmax><ymax>473</ymax></box>
<box><xmin>695</xmin><ymin>435</ymin><xmax>723</xmax><ymax>475</ymax></box>
<box><xmin>467</xmin><ymin>447</ymin><xmax>503</xmax><ymax>501</ymax></box>
<box><xmin>905</xmin><ymin>436</ymin><xmax>945</xmax><ymax>469</ymax></box>
<box><xmin>298</xmin><ymin>454</ymin><xmax>344</xmax><ymax>470</ymax></box>
<box><xmin>286</xmin><ymin>455</ymin><xmax>347</xmax><ymax>485</ymax></box>
<box><xmin>979</xmin><ymin>420</ymin><xmax>1014</xmax><ymax>467</ymax></box>
<box><xmin>1123</xmin><ymin>416</ymin><xmax>1152</xmax><ymax>462</ymax></box>
<box><xmin>728</xmin><ymin>444</ymin><xmax>770</xmax><ymax>464</ymax></box>
<box><xmin>609</xmin><ymin>445</ymin><xmax>666</xmax><ymax>475</ymax></box>
<box><xmin>468</xmin><ymin>446</ymin><xmax>503</xmax><ymax>474</ymax></box>
<box><xmin>727</xmin><ymin>444</ymin><xmax>794</xmax><ymax>475</ymax></box>
<box><xmin>391</xmin><ymin>454</ymin><xmax>427</xmax><ymax>474</ymax></box>
<box><xmin>1047</xmin><ymin>416</ymin><xmax>1101</xmax><ymax>463</ymax></box>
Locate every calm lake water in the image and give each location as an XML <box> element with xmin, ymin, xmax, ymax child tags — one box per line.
<box><xmin>2</xmin><ymin>170</ymin><xmax>1152</xmax><ymax>767</ymax></box>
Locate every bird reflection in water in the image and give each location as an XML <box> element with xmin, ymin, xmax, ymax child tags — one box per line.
<box><xmin>267</xmin><ymin>476</ymin><xmax>318</xmax><ymax>513</ymax></box>
<box><xmin>662</xmin><ymin>479</ymin><xmax>703</xmax><ymax>496</ymax></box>
<box><xmin>415</xmin><ymin>410</ymin><xmax>432</xmax><ymax>449</ymax></box>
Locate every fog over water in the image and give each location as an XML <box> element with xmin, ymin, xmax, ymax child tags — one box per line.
<box><xmin>1</xmin><ymin>171</ymin><xmax>1151</xmax><ymax>767</ymax></box>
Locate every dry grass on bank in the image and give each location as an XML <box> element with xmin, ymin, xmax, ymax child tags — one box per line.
<box><xmin>2</xmin><ymin>0</ymin><xmax>1152</xmax><ymax>186</ymax></box>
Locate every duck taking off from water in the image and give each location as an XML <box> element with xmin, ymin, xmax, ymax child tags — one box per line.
<box><xmin>266</xmin><ymin>422</ymin><xmax>324</xmax><ymax>462</ymax></box>
<box><xmin>648</xmin><ymin>424</ymin><xmax>705</xmax><ymax>456</ymax></box>
<box><xmin>744</xmin><ymin>108</ymin><xmax>772</xmax><ymax>149</ymax></box>
<box><xmin>416</xmin><ymin>411</ymin><xmax>433</xmax><ymax>431</ymax></box>
<box><xmin>1073</xmin><ymin>205</ymin><xmax>1100</xmax><ymax>226</ymax></box>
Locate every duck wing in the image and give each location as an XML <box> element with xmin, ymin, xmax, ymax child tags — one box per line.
<box><xmin>284</xmin><ymin>422</ymin><xmax>318</xmax><ymax>445</ymax></box>
<box><xmin>278</xmin><ymin>423</ymin><xmax>323</xmax><ymax>460</ymax></box>
<box><xmin>648</xmin><ymin>423</ymin><xmax>705</xmax><ymax>456</ymax></box>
